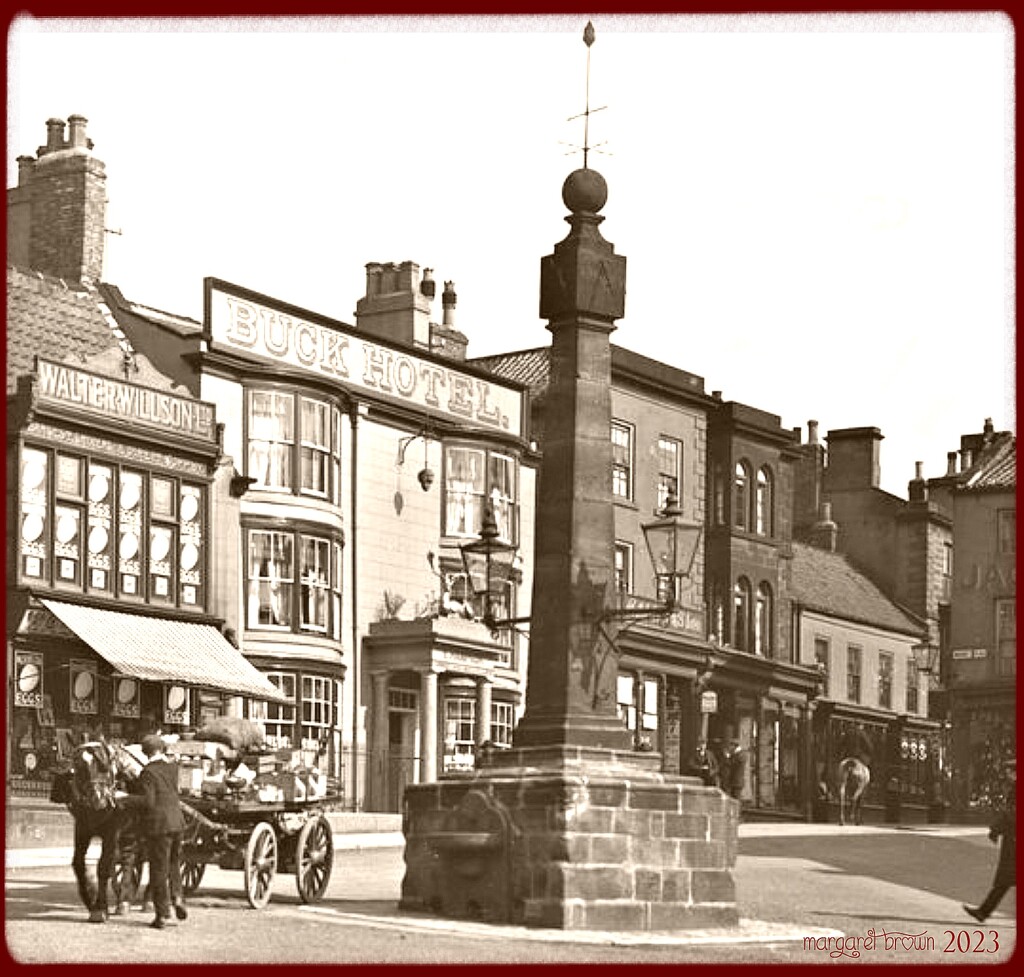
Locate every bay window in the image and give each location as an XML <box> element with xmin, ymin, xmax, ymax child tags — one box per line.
<box><xmin>247</xmin><ymin>389</ymin><xmax>342</xmax><ymax>501</ymax></box>
<box><xmin>247</xmin><ymin>527</ymin><xmax>343</xmax><ymax>636</ymax></box>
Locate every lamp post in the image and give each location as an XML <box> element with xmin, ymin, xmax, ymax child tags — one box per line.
<box><xmin>459</xmin><ymin>504</ymin><xmax>520</xmax><ymax>633</ymax></box>
<box><xmin>911</xmin><ymin>639</ymin><xmax>950</xmax><ymax>822</ymax></box>
<box><xmin>603</xmin><ymin>491</ymin><xmax>703</xmax><ymax>621</ymax></box>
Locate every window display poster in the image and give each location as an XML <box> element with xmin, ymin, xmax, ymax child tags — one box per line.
<box><xmin>69</xmin><ymin>659</ymin><xmax>98</xmax><ymax>715</ymax></box>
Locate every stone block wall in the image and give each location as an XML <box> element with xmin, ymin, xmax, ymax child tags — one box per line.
<box><xmin>401</xmin><ymin>763</ymin><xmax>739</xmax><ymax>931</ymax></box>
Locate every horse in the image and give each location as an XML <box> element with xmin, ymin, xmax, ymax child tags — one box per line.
<box><xmin>837</xmin><ymin>756</ymin><xmax>871</xmax><ymax>826</ymax></box>
<box><xmin>51</xmin><ymin>739</ymin><xmax>141</xmax><ymax>922</ymax></box>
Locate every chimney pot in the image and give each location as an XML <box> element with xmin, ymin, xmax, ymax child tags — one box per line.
<box><xmin>711</xmin><ymin>390</ymin><xmax>722</xmax><ymax>401</ymax></box>
<box><xmin>914</xmin><ymin>461</ymin><xmax>924</xmax><ymax>480</ymax></box>
<box><xmin>808</xmin><ymin>420</ymin><xmax>819</xmax><ymax>445</ymax></box>
<box><xmin>442</xmin><ymin>280</ymin><xmax>457</xmax><ymax>328</ymax></box>
<box><xmin>45</xmin><ymin>117</ymin><xmax>65</xmax><ymax>153</ymax></box>
<box><xmin>17</xmin><ymin>155</ymin><xmax>34</xmax><ymax>185</ymax></box>
<box><xmin>960</xmin><ymin>448</ymin><xmax>973</xmax><ymax>472</ymax></box>
<box><xmin>420</xmin><ymin>268</ymin><xmax>436</xmax><ymax>300</ymax></box>
<box><xmin>67</xmin><ymin>114</ymin><xmax>89</xmax><ymax>149</ymax></box>
<box><xmin>983</xmin><ymin>417</ymin><xmax>994</xmax><ymax>440</ymax></box>
<box><xmin>946</xmin><ymin>451</ymin><xmax>958</xmax><ymax>476</ymax></box>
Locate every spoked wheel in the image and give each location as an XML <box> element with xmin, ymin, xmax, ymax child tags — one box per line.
<box><xmin>243</xmin><ymin>821</ymin><xmax>278</xmax><ymax>909</ymax></box>
<box><xmin>294</xmin><ymin>815</ymin><xmax>334</xmax><ymax>904</ymax></box>
<box><xmin>179</xmin><ymin>854</ymin><xmax>206</xmax><ymax>895</ymax></box>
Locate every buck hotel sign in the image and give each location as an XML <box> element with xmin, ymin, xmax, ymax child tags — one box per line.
<box><xmin>35</xmin><ymin>358</ymin><xmax>217</xmax><ymax>441</ymax></box>
<box><xmin>205</xmin><ymin>280</ymin><xmax>521</xmax><ymax>436</ymax></box>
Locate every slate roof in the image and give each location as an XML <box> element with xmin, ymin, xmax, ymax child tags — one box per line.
<box><xmin>964</xmin><ymin>433</ymin><xmax>1016</xmax><ymax>491</ymax></box>
<box><xmin>6</xmin><ymin>266</ymin><xmax>129</xmax><ymax>394</ymax></box>
<box><xmin>790</xmin><ymin>541</ymin><xmax>924</xmax><ymax>637</ymax></box>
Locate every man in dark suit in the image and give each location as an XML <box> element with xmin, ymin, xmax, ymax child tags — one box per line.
<box><xmin>116</xmin><ymin>733</ymin><xmax>188</xmax><ymax>929</ymax></box>
<box><xmin>964</xmin><ymin>757</ymin><xmax>1016</xmax><ymax>923</ymax></box>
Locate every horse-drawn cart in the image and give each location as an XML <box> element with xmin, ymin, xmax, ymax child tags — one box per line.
<box><xmin>178</xmin><ymin>792</ymin><xmax>336</xmax><ymax>909</ymax></box>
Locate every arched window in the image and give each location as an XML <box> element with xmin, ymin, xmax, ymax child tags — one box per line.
<box><xmin>755</xmin><ymin>582</ymin><xmax>773</xmax><ymax>656</ymax></box>
<box><xmin>733</xmin><ymin>577</ymin><xmax>752</xmax><ymax>651</ymax></box>
<box><xmin>733</xmin><ymin>461</ymin><xmax>752</xmax><ymax>531</ymax></box>
<box><xmin>756</xmin><ymin>466</ymin><xmax>774</xmax><ymax>536</ymax></box>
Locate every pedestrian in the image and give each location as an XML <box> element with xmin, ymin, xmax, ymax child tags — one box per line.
<box><xmin>115</xmin><ymin>733</ymin><xmax>188</xmax><ymax>929</ymax></box>
<box><xmin>964</xmin><ymin>757</ymin><xmax>1015</xmax><ymax>923</ymax></box>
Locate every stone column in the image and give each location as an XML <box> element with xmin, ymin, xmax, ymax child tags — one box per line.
<box><xmin>370</xmin><ymin>671</ymin><xmax>389</xmax><ymax>812</ymax></box>
<box><xmin>419</xmin><ymin>670</ymin><xmax>438</xmax><ymax>784</ymax></box>
<box><xmin>513</xmin><ymin>167</ymin><xmax>630</xmax><ymax>753</ymax></box>
<box><xmin>475</xmin><ymin>677</ymin><xmax>492</xmax><ymax>747</ymax></box>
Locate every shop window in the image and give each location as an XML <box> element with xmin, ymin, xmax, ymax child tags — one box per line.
<box><xmin>656</xmin><ymin>436</ymin><xmax>681</xmax><ymax>511</ymax></box>
<box><xmin>444</xmin><ymin>446</ymin><xmax>518</xmax><ymax>544</ymax></box>
<box><xmin>754</xmin><ymin>582</ymin><xmax>773</xmax><ymax>656</ymax></box>
<box><xmin>733</xmin><ymin>577</ymin><xmax>752</xmax><ymax>651</ymax></box>
<box><xmin>617</xmin><ymin>673</ymin><xmax>638</xmax><ymax>731</ymax></box>
<box><xmin>18</xmin><ymin>445</ymin><xmax>205</xmax><ymax>609</ymax></box>
<box><xmin>490</xmin><ymin>701</ymin><xmax>515</xmax><ymax>747</ymax></box>
<box><xmin>846</xmin><ymin>646</ymin><xmax>862</xmax><ymax>703</ymax></box>
<box><xmin>247</xmin><ymin>390</ymin><xmax>342</xmax><ymax>501</ymax></box>
<box><xmin>906</xmin><ymin>657</ymin><xmax>919</xmax><ymax>714</ymax></box>
<box><xmin>755</xmin><ymin>466</ymin><xmax>774</xmax><ymax>536</ymax></box>
<box><xmin>247</xmin><ymin>528</ymin><xmax>342</xmax><ymax>636</ymax></box>
<box><xmin>443</xmin><ymin>698</ymin><xmax>476</xmax><ymax>772</ymax></box>
<box><xmin>611</xmin><ymin>422</ymin><xmax>633</xmax><ymax>500</ymax></box>
<box><xmin>878</xmin><ymin>651</ymin><xmax>893</xmax><ymax>709</ymax></box>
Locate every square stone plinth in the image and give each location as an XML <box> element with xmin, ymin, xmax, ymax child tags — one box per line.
<box><xmin>400</xmin><ymin>749</ymin><xmax>739</xmax><ymax>931</ymax></box>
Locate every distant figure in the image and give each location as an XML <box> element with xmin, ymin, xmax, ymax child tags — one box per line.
<box><xmin>838</xmin><ymin>757</ymin><xmax>870</xmax><ymax>825</ymax></box>
<box><xmin>964</xmin><ymin>758</ymin><xmax>1016</xmax><ymax>922</ymax></box>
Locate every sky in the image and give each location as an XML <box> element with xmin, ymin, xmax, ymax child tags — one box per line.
<box><xmin>6</xmin><ymin>12</ymin><xmax>1014</xmax><ymax>497</ymax></box>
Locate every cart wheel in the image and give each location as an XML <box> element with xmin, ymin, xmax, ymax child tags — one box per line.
<box><xmin>180</xmin><ymin>855</ymin><xmax>206</xmax><ymax>895</ymax></box>
<box><xmin>244</xmin><ymin>821</ymin><xmax>278</xmax><ymax>909</ymax></box>
<box><xmin>295</xmin><ymin>815</ymin><xmax>334</xmax><ymax>904</ymax></box>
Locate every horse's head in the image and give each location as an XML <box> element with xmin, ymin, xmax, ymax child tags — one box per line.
<box><xmin>72</xmin><ymin>741</ymin><xmax>119</xmax><ymax>812</ymax></box>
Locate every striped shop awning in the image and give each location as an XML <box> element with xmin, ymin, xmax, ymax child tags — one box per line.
<box><xmin>40</xmin><ymin>598</ymin><xmax>288</xmax><ymax>703</ymax></box>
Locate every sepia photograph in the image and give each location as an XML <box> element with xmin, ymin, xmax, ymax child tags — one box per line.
<box><xmin>5</xmin><ymin>8</ymin><xmax>1015</xmax><ymax>966</ymax></box>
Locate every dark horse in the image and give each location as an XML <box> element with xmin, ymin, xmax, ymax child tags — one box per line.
<box><xmin>52</xmin><ymin>739</ymin><xmax>139</xmax><ymax>922</ymax></box>
<box><xmin>838</xmin><ymin>756</ymin><xmax>871</xmax><ymax>826</ymax></box>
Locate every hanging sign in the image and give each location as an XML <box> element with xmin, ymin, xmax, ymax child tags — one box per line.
<box><xmin>112</xmin><ymin>674</ymin><xmax>141</xmax><ymax>719</ymax></box>
<box><xmin>69</xmin><ymin>660</ymin><xmax>98</xmax><ymax>715</ymax></box>
<box><xmin>14</xmin><ymin>650</ymin><xmax>44</xmax><ymax>708</ymax></box>
<box><xmin>163</xmin><ymin>683</ymin><xmax>190</xmax><ymax>726</ymax></box>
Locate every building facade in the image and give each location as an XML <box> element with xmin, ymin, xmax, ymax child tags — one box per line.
<box><xmin>6</xmin><ymin>117</ymin><xmax>284</xmax><ymax>798</ymax></box>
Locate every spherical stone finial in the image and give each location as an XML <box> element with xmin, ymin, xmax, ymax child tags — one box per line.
<box><xmin>562</xmin><ymin>167</ymin><xmax>607</xmax><ymax>215</ymax></box>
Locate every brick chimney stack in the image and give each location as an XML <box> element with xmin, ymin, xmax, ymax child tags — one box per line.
<box><xmin>354</xmin><ymin>260</ymin><xmax>434</xmax><ymax>349</ymax></box>
<box><xmin>7</xmin><ymin>114</ymin><xmax>107</xmax><ymax>285</ymax></box>
<box><xmin>824</xmin><ymin>427</ymin><xmax>883</xmax><ymax>492</ymax></box>
<box><xmin>810</xmin><ymin>501</ymin><xmax>839</xmax><ymax>552</ymax></box>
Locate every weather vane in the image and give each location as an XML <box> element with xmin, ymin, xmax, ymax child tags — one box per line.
<box><xmin>565</xmin><ymin>20</ymin><xmax>609</xmax><ymax>167</ymax></box>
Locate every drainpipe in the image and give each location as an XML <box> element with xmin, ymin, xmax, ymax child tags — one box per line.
<box><xmin>349</xmin><ymin>402</ymin><xmax>362</xmax><ymax>810</ymax></box>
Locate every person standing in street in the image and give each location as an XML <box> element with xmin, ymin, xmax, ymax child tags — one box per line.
<box><xmin>964</xmin><ymin>757</ymin><xmax>1016</xmax><ymax>923</ymax></box>
<box><xmin>116</xmin><ymin>733</ymin><xmax>188</xmax><ymax>929</ymax></box>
